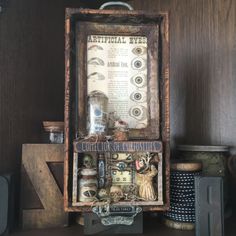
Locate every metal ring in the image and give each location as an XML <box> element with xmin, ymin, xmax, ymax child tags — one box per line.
<box><xmin>177</xmin><ymin>145</ymin><xmax>229</xmax><ymax>152</ymax></box>
<box><xmin>99</xmin><ymin>1</ymin><xmax>134</xmax><ymax>10</ymax></box>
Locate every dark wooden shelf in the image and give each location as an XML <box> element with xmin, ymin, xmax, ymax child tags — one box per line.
<box><xmin>11</xmin><ymin>215</ymin><xmax>236</xmax><ymax>236</ymax></box>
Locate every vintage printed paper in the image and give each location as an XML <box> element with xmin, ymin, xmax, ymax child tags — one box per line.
<box><xmin>87</xmin><ymin>35</ymin><xmax>148</xmax><ymax>129</ymax></box>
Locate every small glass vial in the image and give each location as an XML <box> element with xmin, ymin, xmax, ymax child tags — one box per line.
<box><xmin>78</xmin><ymin>168</ymin><xmax>98</xmax><ymax>202</ymax></box>
<box><xmin>43</xmin><ymin>121</ymin><xmax>64</xmax><ymax>144</ymax></box>
<box><xmin>87</xmin><ymin>91</ymin><xmax>108</xmax><ymax>136</ymax></box>
<box><xmin>98</xmin><ymin>153</ymin><xmax>105</xmax><ymax>188</ymax></box>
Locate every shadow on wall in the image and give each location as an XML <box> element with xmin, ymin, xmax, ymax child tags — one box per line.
<box><xmin>172</xmin><ymin>53</ymin><xmax>211</xmax><ymax>150</ymax></box>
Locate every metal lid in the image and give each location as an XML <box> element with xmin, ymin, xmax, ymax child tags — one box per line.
<box><xmin>43</xmin><ymin>121</ymin><xmax>64</xmax><ymax>132</ymax></box>
<box><xmin>177</xmin><ymin>145</ymin><xmax>229</xmax><ymax>152</ymax></box>
<box><xmin>171</xmin><ymin>162</ymin><xmax>202</xmax><ymax>172</ymax></box>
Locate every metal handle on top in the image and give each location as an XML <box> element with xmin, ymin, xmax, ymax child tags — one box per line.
<box><xmin>99</xmin><ymin>1</ymin><xmax>134</xmax><ymax>10</ymax></box>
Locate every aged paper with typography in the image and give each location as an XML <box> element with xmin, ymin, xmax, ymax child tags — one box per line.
<box><xmin>87</xmin><ymin>35</ymin><xmax>148</xmax><ymax>129</ymax></box>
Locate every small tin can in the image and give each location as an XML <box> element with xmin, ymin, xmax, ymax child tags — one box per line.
<box><xmin>177</xmin><ymin>145</ymin><xmax>229</xmax><ymax>207</ymax></box>
<box><xmin>177</xmin><ymin>145</ymin><xmax>229</xmax><ymax>176</ymax></box>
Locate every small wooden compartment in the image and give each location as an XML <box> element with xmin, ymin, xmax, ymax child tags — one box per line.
<box><xmin>64</xmin><ymin>8</ymin><xmax>170</xmax><ymax>212</ymax></box>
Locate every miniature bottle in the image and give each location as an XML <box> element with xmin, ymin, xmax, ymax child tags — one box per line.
<box><xmin>87</xmin><ymin>90</ymin><xmax>108</xmax><ymax>136</ymax></box>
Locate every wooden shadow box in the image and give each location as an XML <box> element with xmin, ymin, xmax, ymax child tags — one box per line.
<box><xmin>64</xmin><ymin>8</ymin><xmax>170</xmax><ymax>212</ymax></box>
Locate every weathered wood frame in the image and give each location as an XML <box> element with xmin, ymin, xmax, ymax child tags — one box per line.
<box><xmin>64</xmin><ymin>8</ymin><xmax>170</xmax><ymax>212</ymax></box>
<box><xmin>76</xmin><ymin>22</ymin><xmax>159</xmax><ymax>139</ymax></box>
<box><xmin>71</xmin><ymin>151</ymin><xmax>164</xmax><ymax>208</ymax></box>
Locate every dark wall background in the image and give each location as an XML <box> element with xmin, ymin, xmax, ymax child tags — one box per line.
<box><xmin>0</xmin><ymin>0</ymin><xmax>108</xmax><ymax>174</ymax></box>
<box><xmin>0</xmin><ymin>0</ymin><xmax>236</xmax><ymax>214</ymax></box>
<box><xmin>0</xmin><ymin>0</ymin><xmax>65</xmax><ymax>173</ymax></box>
<box><xmin>128</xmin><ymin>0</ymin><xmax>236</xmax><ymax>153</ymax></box>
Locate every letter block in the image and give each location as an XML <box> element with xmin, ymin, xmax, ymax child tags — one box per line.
<box><xmin>195</xmin><ymin>176</ymin><xmax>224</xmax><ymax>236</ymax></box>
<box><xmin>21</xmin><ymin>144</ymin><xmax>68</xmax><ymax>229</ymax></box>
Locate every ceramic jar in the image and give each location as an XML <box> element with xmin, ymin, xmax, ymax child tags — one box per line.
<box><xmin>79</xmin><ymin>168</ymin><xmax>98</xmax><ymax>202</ymax></box>
<box><xmin>177</xmin><ymin>145</ymin><xmax>229</xmax><ymax>206</ymax></box>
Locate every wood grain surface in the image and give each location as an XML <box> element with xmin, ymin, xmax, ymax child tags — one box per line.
<box><xmin>21</xmin><ymin>144</ymin><xmax>68</xmax><ymax>229</ymax></box>
<box><xmin>0</xmin><ymin>0</ymin><xmax>65</xmax><ymax>173</ymax></box>
<box><xmin>1</xmin><ymin>0</ymin><xmax>236</xmax><ymax>170</ymax></box>
<box><xmin>128</xmin><ymin>0</ymin><xmax>236</xmax><ymax>152</ymax></box>
<box><xmin>1</xmin><ymin>0</ymin><xmax>236</xmax><ymax>223</ymax></box>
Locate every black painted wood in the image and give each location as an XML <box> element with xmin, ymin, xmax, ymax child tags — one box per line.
<box><xmin>0</xmin><ymin>176</ymin><xmax>8</xmax><ymax>235</ymax></box>
<box><xmin>0</xmin><ymin>174</ymin><xmax>15</xmax><ymax>235</ymax></box>
<box><xmin>195</xmin><ymin>176</ymin><xmax>224</xmax><ymax>236</ymax></box>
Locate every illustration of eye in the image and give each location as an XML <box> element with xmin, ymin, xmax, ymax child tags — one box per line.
<box><xmin>132</xmin><ymin>108</ymin><xmax>141</xmax><ymax>116</ymax></box>
<box><xmin>130</xmin><ymin>90</ymin><xmax>147</xmax><ymax>103</ymax></box>
<box><xmin>130</xmin><ymin>74</ymin><xmax>147</xmax><ymax>88</ymax></box>
<box><xmin>131</xmin><ymin>57</ymin><xmax>146</xmax><ymax>71</ymax></box>
<box><xmin>88</xmin><ymin>45</ymin><xmax>104</xmax><ymax>51</ymax></box>
<box><xmin>88</xmin><ymin>57</ymin><xmax>105</xmax><ymax>66</ymax></box>
<box><xmin>129</xmin><ymin>105</ymin><xmax>147</xmax><ymax>121</ymax></box>
<box><xmin>132</xmin><ymin>46</ymin><xmax>147</xmax><ymax>56</ymax></box>
<box><xmin>88</xmin><ymin>72</ymin><xmax>105</xmax><ymax>81</ymax></box>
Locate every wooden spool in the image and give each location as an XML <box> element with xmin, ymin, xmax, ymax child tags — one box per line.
<box><xmin>164</xmin><ymin>161</ymin><xmax>202</xmax><ymax>230</ymax></box>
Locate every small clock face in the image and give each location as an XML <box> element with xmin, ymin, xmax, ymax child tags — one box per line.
<box><xmin>111</xmin><ymin>169</ymin><xmax>132</xmax><ymax>185</ymax></box>
<box><xmin>112</xmin><ymin>153</ymin><xmax>134</xmax><ymax>162</ymax></box>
